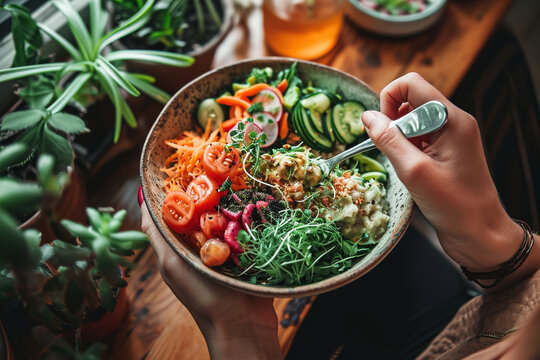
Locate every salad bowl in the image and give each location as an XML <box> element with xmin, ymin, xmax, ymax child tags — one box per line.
<box><xmin>140</xmin><ymin>57</ymin><xmax>414</xmax><ymax>298</ymax></box>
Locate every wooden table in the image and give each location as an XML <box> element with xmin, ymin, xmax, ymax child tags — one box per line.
<box><xmin>92</xmin><ymin>0</ymin><xmax>513</xmax><ymax>358</ymax></box>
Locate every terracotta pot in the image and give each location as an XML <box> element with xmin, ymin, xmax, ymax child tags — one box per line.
<box><xmin>79</xmin><ymin>286</ymin><xmax>130</xmax><ymax>344</ymax></box>
<box><xmin>0</xmin><ymin>322</ymin><xmax>13</xmax><ymax>360</ymax></box>
<box><xmin>117</xmin><ymin>0</ymin><xmax>235</xmax><ymax>93</ymax></box>
<box><xmin>19</xmin><ymin>165</ymin><xmax>87</xmax><ymax>245</ymax></box>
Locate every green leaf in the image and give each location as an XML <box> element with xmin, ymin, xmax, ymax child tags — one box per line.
<box><xmin>110</xmin><ymin>231</ymin><xmax>149</xmax><ymax>249</ymax></box>
<box><xmin>0</xmin><ymin>178</ymin><xmax>42</xmax><ymax>212</ymax></box>
<box><xmin>95</xmin><ymin>70</ymin><xmax>123</xmax><ymax>143</ymax></box>
<box><xmin>89</xmin><ymin>0</ymin><xmax>108</xmax><ymax>45</ymax></box>
<box><xmin>204</xmin><ymin>0</ymin><xmax>222</xmax><ymax>28</ymax></box>
<box><xmin>22</xmin><ymin>228</ymin><xmax>43</xmax><ymax>268</ymax></box>
<box><xmin>0</xmin><ymin>207</ymin><xmax>29</xmax><ymax>265</ymax></box>
<box><xmin>86</xmin><ymin>207</ymin><xmax>103</xmax><ymax>231</ymax></box>
<box><xmin>37</xmin><ymin>23</ymin><xmax>81</xmax><ymax>60</ymax></box>
<box><xmin>2</xmin><ymin>3</ymin><xmax>43</xmax><ymax>67</ymax></box>
<box><xmin>99</xmin><ymin>278</ymin><xmax>116</xmax><ymax>312</ymax></box>
<box><xmin>96</xmin><ymin>56</ymin><xmax>140</xmax><ymax>97</ymax></box>
<box><xmin>37</xmin><ymin>153</ymin><xmax>55</xmax><ymax>186</ymax></box>
<box><xmin>60</xmin><ymin>219</ymin><xmax>96</xmax><ymax>244</ymax></box>
<box><xmin>18</xmin><ymin>77</ymin><xmax>56</xmax><ymax>109</ymax></box>
<box><xmin>123</xmin><ymin>72</ymin><xmax>170</xmax><ymax>104</ymax></box>
<box><xmin>105</xmin><ymin>50</ymin><xmax>194</xmax><ymax>67</ymax></box>
<box><xmin>96</xmin><ymin>0</ymin><xmax>155</xmax><ymax>54</ymax></box>
<box><xmin>47</xmin><ymin>72</ymin><xmax>92</xmax><ymax>114</ymax></box>
<box><xmin>48</xmin><ymin>113</ymin><xmax>89</xmax><ymax>134</ymax></box>
<box><xmin>1</xmin><ymin>109</ymin><xmax>45</xmax><ymax>130</ymax></box>
<box><xmin>0</xmin><ymin>142</ymin><xmax>34</xmax><ymax>170</ymax></box>
<box><xmin>50</xmin><ymin>0</ymin><xmax>93</xmax><ymax>60</ymax></box>
<box><xmin>108</xmin><ymin>209</ymin><xmax>126</xmax><ymax>233</ymax></box>
<box><xmin>40</xmin><ymin>124</ymin><xmax>73</xmax><ymax>168</ymax></box>
<box><xmin>0</xmin><ymin>62</ymin><xmax>74</xmax><ymax>83</ymax></box>
<box><xmin>119</xmin><ymin>96</ymin><xmax>137</xmax><ymax>128</ymax></box>
<box><xmin>44</xmin><ymin>240</ymin><xmax>91</xmax><ymax>266</ymax></box>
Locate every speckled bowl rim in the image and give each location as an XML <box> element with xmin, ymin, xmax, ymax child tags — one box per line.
<box><xmin>348</xmin><ymin>0</ymin><xmax>447</xmax><ymax>22</ymax></box>
<box><xmin>140</xmin><ymin>57</ymin><xmax>414</xmax><ymax>298</ymax></box>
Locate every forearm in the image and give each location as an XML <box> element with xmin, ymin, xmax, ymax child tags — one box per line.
<box><xmin>200</xmin><ymin>319</ymin><xmax>282</xmax><ymax>359</ymax></box>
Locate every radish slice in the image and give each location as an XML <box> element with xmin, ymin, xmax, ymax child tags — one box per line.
<box><xmin>224</xmin><ymin>221</ymin><xmax>243</xmax><ymax>254</ymax></box>
<box><xmin>255</xmin><ymin>201</ymin><xmax>269</xmax><ymax>223</ymax></box>
<box><xmin>226</xmin><ymin>121</ymin><xmax>262</xmax><ymax>145</ymax></box>
<box><xmin>242</xmin><ymin>203</ymin><xmax>256</xmax><ymax>230</ymax></box>
<box><xmin>252</xmin><ymin>88</ymin><xmax>283</xmax><ymax>122</ymax></box>
<box><xmin>221</xmin><ymin>207</ymin><xmax>242</xmax><ymax>221</ymax></box>
<box><xmin>252</xmin><ymin>112</ymin><xmax>278</xmax><ymax>148</ymax></box>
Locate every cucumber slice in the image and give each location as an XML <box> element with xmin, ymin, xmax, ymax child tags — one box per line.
<box><xmin>284</xmin><ymin>86</ymin><xmax>301</xmax><ymax>111</ymax></box>
<box><xmin>301</xmin><ymin>93</ymin><xmax>332</xmax><ymax>113</ymax></box>
<box><xmin>306</xmin><ymin>108</ymin><xmax>324</xmax><ymax>133</ymax></box>
<box><xmin>291</xmin><ymin>104</ymin><xmax>333</xmax><ymax>151</ymax></box>
<box><xmin>353</xmin><ymin>154</ymin><xmax>387</xmax><ymax>173</ymax></box>
<box><xmin>361</xmin><ymin>171</ymin><xmax>387</xmax><ymax>183</ymax></box>
<box><xmin>197</xmin><ymin>98</ymin><xmax>224</xmax><ymax>131</ymax></box>
<box><xmin>331</xmin><ymin>101</ymin><xmax>366</xmax><ymax>144</ymax></box>
<box><xmin>322</xmin><ymin>110</ymin><xmax>335</xmax><ymax>142</ymax></box>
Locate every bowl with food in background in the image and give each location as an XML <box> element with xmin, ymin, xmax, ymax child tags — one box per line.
<box><xmin>346</xmin><ymin>0</ymin><xmax>448</xmax><ymax>37</ymax></box>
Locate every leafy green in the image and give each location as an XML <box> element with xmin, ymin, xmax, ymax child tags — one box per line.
<box><xmin>237</xmin><ymin>208</ymin><xmax>372</xmax><ymax>286</ymax></box>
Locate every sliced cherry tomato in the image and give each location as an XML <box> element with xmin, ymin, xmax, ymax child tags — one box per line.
<box><xmin>200</xmin><ymin>210</ymin><xmax>228</xmax><ymax>239</ymax></box>
<box><xmin>202</xmin><ymin>142</ymin><xmax>241</xmax><ymax>182</ymax></box>
<box><xmin>200</xmin><ymin>239</ymin><xmax>230</xmax><ymax>267</ymax></box>
<box><xmin>162</xmin><ymin>191</ymin><xmax>195</xmax><ymax>233</ymax></box>
<box><xmin>186</xmin><ymin>174</ymin><xmax>220</xmax><ymax>214</ymax></box>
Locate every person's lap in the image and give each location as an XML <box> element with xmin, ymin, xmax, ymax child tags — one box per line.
<box><xmin>286</xmin><ymin>225</ymin><xmax>480</xmax><ymax>360</ymax></box>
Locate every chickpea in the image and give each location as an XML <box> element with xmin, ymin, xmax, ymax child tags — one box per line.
<box><xmin>200</xmin><ymin>239</ymin><xmax>230</xmax><ymax>267</ymax></box>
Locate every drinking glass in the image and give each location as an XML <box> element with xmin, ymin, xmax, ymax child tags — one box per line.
<box><xmin>262</xmin><ymin>0</ymin><xmax>345</xmax><ymax>60</ymax></box>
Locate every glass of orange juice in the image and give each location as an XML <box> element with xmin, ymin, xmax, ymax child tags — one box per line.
<box><xmin>262</xmin><ymin>0</ymin><xmax>345</xmax><ymax>60</ymax></box>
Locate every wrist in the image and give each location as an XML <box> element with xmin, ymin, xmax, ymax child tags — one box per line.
<box><xmin>439</xmin><ymin>209</ymin><xmax>523</xmax><ymax>272</ymax></box>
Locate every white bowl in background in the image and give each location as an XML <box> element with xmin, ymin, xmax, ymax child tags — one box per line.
<box><xmin>346</xmin><ymin>0</ymin><xmax>448</xmax><ymax>37</ymax></box>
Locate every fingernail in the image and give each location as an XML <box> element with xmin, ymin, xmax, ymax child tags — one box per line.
<box><xmin>362</xmin><ymin>111</ymin><xmax>376</xmax><ymax>127</ymax></box>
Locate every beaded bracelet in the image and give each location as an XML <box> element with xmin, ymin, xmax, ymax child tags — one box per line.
<box><xmin>461</xmin><ymin>220</ymin><xmax>535</xmax><ymax>289</ymax></box>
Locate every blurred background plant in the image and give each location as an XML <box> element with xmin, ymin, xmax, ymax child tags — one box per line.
<box><xmin>109</xmin><ymin>0</ymin><xmax>223</xmax><ymax>53</ymax></box>
<box><xmin>0</xmin><ymin>154</ymin><xmax>148</xmax><ymax>357</ymax></box>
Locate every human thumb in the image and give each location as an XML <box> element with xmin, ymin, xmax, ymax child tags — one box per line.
<box><xmin>361</xmin><ymin>110</ymin><xmax>424</xmax><ymax>175</ymax></box>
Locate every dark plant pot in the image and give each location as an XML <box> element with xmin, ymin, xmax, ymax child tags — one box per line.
<box><xmin>118</xmin><ymin>0</ymin><xmax>235</xmax><ymax>93</ymax></box>
<box><xmin>0</xmin><ymin>322</ymin><xmax>14</xmax><ymax>360</ymax></box>
<box><xmin>19</xmin><ymin>165</ymin><xmax>88</xmax><ymax>245</ymax></box>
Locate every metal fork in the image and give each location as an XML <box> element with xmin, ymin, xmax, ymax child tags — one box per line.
<box><xmin>317</xmin><ymin>100</ymin><xmax>448</xmax><ymax>177</ymax></box>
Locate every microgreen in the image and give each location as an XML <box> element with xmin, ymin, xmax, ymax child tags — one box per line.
<box><xmin>236</xmin><ymin>208</ymin><xmax>373</xmax><ymax>286</ymax></box>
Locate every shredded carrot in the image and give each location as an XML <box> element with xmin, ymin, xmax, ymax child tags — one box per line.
<box><xmin>161</xmin><ymin>129</ymin><xmax>228</xmax><ymax>192</ymax></box>
<box><xmin>279</xmin><ymin>112</ymin><xmax>289</xmax><ymax>140</ymax></box>
<box><xmin>222</xmin><ymin>118</ymin><xmax>240</xmax><ymax>131</ymax></box>
<box><xmin>216</xmin><ymin>96</ymin><xmax>251</xmax><ymax>109</ymax></box>
<box><xmin>277</xmin><ymin>79</ymin><xmax>288</xmax><ymax>93</ymax></box>
<box><xmin>229</xmin><ymin>106</ymin><xmax>236</xmax><ymax>120</ymax></box>
<box><xmin>234</xmin><ymin>83</ymin><xmax>270</xmax><ymax>98</ymax></box>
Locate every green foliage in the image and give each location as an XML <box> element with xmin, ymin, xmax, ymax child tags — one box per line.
<box><xmin>110</xmin><ymin>0</ymin><xmax>222</xmax><ymax>51</ymax></box>
<box><xmin>0</xmin><ymin>109</ymin><xmax>88</xmax><ymax>171</ymax></box>
<box><xmin>0</xmin><ymin>0</ymin><xmax>194</xmax><ymax>142</ymax></box>
<box><xmin>0</xmin><ymin>155</ymin><xmax>148</xmax><ymax>353</ymax></box>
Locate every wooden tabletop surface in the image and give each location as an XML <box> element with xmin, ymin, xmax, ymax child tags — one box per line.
<box><xmin>88</xmin><ymin>1</ymin><xmax>514</xmax><ymax>358</ymax></box>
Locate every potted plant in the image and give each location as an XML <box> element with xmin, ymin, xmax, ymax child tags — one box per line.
<box><xmin>0</xmin><ymin>154</ymin><xmax>149</xmax><ymax>357</ymax></box>
<box><xmin>0</xmin><ymin>0</ymin><xmax>194</xmax><ymax>241</ymax></box>
<box><xmin>108</xmin><ymin>0</ymin><xmax>234</xmax><ymax>92</ymax></box>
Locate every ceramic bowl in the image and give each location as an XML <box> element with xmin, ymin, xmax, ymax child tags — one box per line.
<box><xmin>346</xmin><ymin>0</ymin><xmax>447</xmax><ymax>37</ymax></box>
<box><xmin>140</xmin><ymin>57</ymin><xmax>414</xmax><ymax>298</ymax></box>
